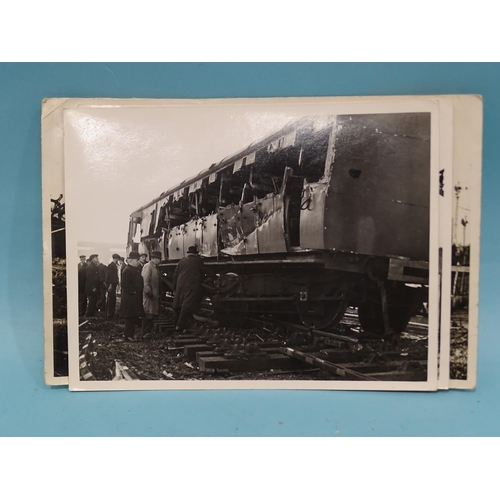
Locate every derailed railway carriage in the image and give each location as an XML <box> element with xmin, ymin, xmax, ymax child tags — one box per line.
<box><xmin>127</xmin><ymin>113</ymin><xmax>430</xmax><ymax>335</ymax></box>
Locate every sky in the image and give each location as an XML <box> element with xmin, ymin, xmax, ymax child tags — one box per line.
<box><xmin>64</xmin><ymin>103</ymin><xmax>304</xmax><ymax>244</ymax></box>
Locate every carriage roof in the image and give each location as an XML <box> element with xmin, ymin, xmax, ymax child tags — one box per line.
<box><xmin>130</xmin><ymin>116</ymin><xmax>327</xmax><ymax>216</ymax></box>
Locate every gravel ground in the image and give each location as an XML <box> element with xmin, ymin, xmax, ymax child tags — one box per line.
<box><xmin>450</xmin><ymin>309</ymin><xmax>468</xmax><ymax>380</ymax></box>
<box><xmin>78</xmin><ymin>310</ymin><xmax>429</xmax><ymax>382</ymax></box>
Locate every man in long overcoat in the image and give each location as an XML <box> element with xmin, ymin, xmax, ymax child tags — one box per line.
<box><xmin>120</xmin><ymin>251</ymin><xmax>144</xmax><ymax>340</ymax></box>
<box><xmin>173</xmin><ymin>245</ymin><xmax>210</xmax><ymax>332</ymax></box>
<box><xmin>97</xmin><ymin>262</ymin><xmax>107</xmax><ymax>313</ymax></box>
<box><xmin>105</xmin><ymin>253</ymin><xmax>120</xmax><ymax>318</ymax></box>
<box><xmin>142</xmin><ymin>250</ymin><xmax>162</xmax><ymax>336</ymax></box>
<box><xmin>85</xmin><ymin>254</ymin><xmax>100</xmax><ymax>317</ymax></box>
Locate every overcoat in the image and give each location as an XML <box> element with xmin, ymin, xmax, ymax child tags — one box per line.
<box><xmin>78</xmin><ymin>263</ymin><xmax>87</xmax><ymax>293</ymax></box>
<box><xmin>120</xmin><ymin>264</ymin><xmax>145</xmax><ymax>318</ymax></box>
<box><xmin>85</xmin><ymin>261</ymin><xmax>100</xmax><ymax>295</ymax></box>
<box><xmin>98</xmin><ymin>263</ymin><xmax>107</xmax><ymax>284</ymax></box>
<box><xmin>142</xmin><ymin>261</ymin><xmax>161</xmax><ymax>315</ymax></box>
<box><xmin>172</xmin><ymin>255</ymin><xmax>208</xmax><ymax>311</ymax></box>
<box><xmin>105</xmin><ymin>261</ymin><xmax>119</xmax><ymax>286</ymax></box>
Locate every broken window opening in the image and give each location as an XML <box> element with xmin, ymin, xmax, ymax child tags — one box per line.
<box><xmin>155</xmin><ymin>202</ymin><xmax>169</xmax><ymax>235</ymax></box>
<box><xmin>218</xmin><ymin>166</ymin><xmax>248</xmax><ymax>207</ymax></box>
<box><xmin>165</xmin><ymin>196</ymin><xmax>190</xmax><ymax>228</ymax></box>
<box><xmin>148</xmin><ymin>207</ymin><xmax>157</xmax><ymax>236</ymax></box>
<box><xmin>294</xmin><ymin>126</ymin><xmax>331</xmax><ymax>183</ymax></box>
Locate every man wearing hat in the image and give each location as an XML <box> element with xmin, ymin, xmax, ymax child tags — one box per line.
<box><xmin>142</xmin><ymin>250</ymin><xmax>162</xmax><ymax>337</ymax></box>
<box><xmin>85</xmin><ymin>254</ymin><xmax>100</xmax><ymax>318</ymax></box>
<box><xmin>120</xmin><ymin>251</ymin><xmax>145</xmax><ymax>341</ymax></box>
<box><xmin>105</xmin><ymin>253</ymin><xmax>121</xmax><ymax>319</ymax></box>
<box><xmin>78</xmin><ymin>255</ymin><xmax>86</xmax><ymax>269</ymax></box>
<box><xmin>173</xmin><ymin>245</ymin><xmax>210</xmax><ymax>332</ymax></box>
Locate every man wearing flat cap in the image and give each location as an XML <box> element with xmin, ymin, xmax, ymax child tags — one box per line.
<box><xmin>142</xmin><ymin>250</ymin><xmax>162</xmax><ymax>337</ymax></box>
<box><xmin>105</xmin><ymin>254</ymin><xmax>120</xmax><ymax>319</ymax></box>
<box><xmin>85</xmin><ymin>254</ymin><xmax>100</xmax><ymax>318</ymax></box>
<box><xmin>120</xmin><ymin>251</ymin><xmax>145</xmax><ymax>341</ymax></box>
<box><xmin>173</xmin><ymin>245</ymin><xmax>211</xmax><ymax>332</ymax></box>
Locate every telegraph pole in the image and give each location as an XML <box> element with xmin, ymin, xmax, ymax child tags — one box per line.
<box><xmin>454</xmin><ymin>183</ymin><xmax>462</xmax><ymax>243</ymax></box>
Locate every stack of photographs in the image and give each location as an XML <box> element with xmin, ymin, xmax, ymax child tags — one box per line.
<box><xmin>41</xmin><ymin>95</ymin><xmax>482</xmax><ymax>391</ymax></box>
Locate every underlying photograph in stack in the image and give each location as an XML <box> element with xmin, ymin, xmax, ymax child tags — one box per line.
<box><xmin>42</xmin><ymin>98</ymin><xmax>71</xmax><ymax>385</ymax></box>
<box><xmin>448</xmin><ymin>95</ymin><xmax>482</xmax><ymax>387</ymax></box>
<box><xmin>62</xmin><ymin>98</ymin><xmax>440</xmax><ymax>390</ymax></box>
<box><xmin>50</xmin><ymin>194</ymin><xmax>68</xmax><ymax>377</ymax></box>
<box><xmin>450</xmin><ymin>182</ymin><xmax>470</xmax><ymax>380</ymax></box>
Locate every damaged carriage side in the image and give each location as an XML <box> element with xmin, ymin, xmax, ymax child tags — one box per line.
<box><xmin>126</xmin><ymin>114</ymin><xmax>430</xmax><ymax>336</ymax></box>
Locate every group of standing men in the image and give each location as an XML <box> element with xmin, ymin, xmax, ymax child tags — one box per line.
<box><xmin>77</xmin><ymin>245</ymin><xmax>210</xmax><ymax>341</ymax></box>
<box><xmin>78</xmin><ymin>253</ymin><xmax>125</xmax><ymax>319</ymax></box>
<box><xmin>78</xmin><ymin>251</ymin><xmax>161</xmax><ymax>340</ymax></box>
<box><xmin>120</xmin><ymin>251</ymin><xmax>162</xmax><ymax>341</ymax></box>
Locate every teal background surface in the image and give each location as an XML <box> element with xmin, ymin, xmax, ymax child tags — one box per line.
<box><xmin>0</xmin><ymin>63</ymin><xmax>497</xmax><ymax>436</ymax></box>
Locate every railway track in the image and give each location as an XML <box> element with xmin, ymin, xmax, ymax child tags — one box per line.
<box><xmin>79</xmin><ymin>306</ymin><xmax>429</xmax><ymax>383</ymax></box>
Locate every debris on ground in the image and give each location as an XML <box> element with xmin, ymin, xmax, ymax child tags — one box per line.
<box><xmin>78</xmin><ymin>308</ymin><xmax>429</xmax><ymax>382</ymax></box>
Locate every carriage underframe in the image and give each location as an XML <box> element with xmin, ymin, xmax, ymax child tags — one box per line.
<box><xmin>160</xmin><ymin>250</ymin><xmax>428</xmax><ymax>335</ymax></box>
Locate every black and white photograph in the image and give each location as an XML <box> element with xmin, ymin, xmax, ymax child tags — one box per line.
<box><xmin>448</xmin><ymin>95</ymin><xmax>482</xmax><ymax>388</ymax></box>
<box><xmin>60</xmin><ymin>97</ymin><xmax>440</xmax><ymax>391</ymax></box>
<box><xmin>42</xmin><ymin>98</ymin><xmax>71</xmax><ymax>385</ymax></box>
<box><xmin>50</xmin><ymin>194</ymin><xmax>67</xmax><ymax>377</ymax></box>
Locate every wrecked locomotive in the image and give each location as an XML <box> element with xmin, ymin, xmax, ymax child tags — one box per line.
<box><xmin>127</xmin><ymin>114</ymin><xmax>430</xmax><ymax>335</ymax></box>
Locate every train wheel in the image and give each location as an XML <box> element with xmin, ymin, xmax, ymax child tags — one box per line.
<box><xmin>296</xmin><ymin>300</ymin><xmax>348</xmax><ymax>330</ymax></box>
<box><xmin>214</xmin><ymin>301</ymin><xmax>249</xmax><ymax>328</ymax></box>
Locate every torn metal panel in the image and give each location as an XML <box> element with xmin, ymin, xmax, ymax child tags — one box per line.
<box><xmin>255</xmin><ymin>194</ymin><xmax>287</xmax><ymax>254</ymax></box>
<box><xmin>221</xmin><ymin>238</ymin><xmax>247</xmax><ymax>256</ymax></box>
<box><xmin>200</xmin><ymin>214</ymin><xmax>218</xmax><ymax>257</ymax></box>
<box><xmin>219</xmin><ymin>201</ymin><xmax>259</xmax><ymax>254</ymax></box>
<box><xmin>322</xmin><ymin>117</ymin><xmax>338</xmax><ymax>180</ymax></box>
<box><xmin>168</xmin><ymin>225</ymin><xmax>184</xmax><ymax>260</ymax></box>
<box><xmin>219</xmin><ymin>205</ymin><xmax>242</xmax><ymax>250</ymax></box>
<box><xmin>194</xmin><ymin>219</ymin><xmax>203</xmax><ymax>252</ymax></box>
<box><xmin>245</xmin><ymin>229</ymin><xmax>259</xmax><ymax>255</ymax></box>
<box><xmin>184</xmin><ymin>219</ymin><xmax>197</xmax><ymax>251</ymax></box>
<box><xmin>220</xmin><ymin>193</ymin><xmax>287</xmax><ymax>255</ymax></box>
<box><xmin>240</xmin><ymin>202</ymin><xmax>259</xmax><ymax>236</ymax></box>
